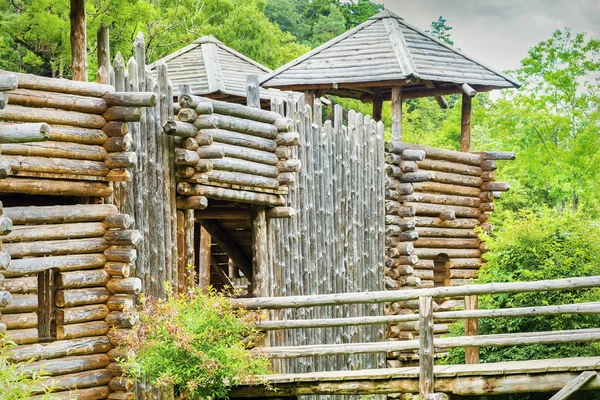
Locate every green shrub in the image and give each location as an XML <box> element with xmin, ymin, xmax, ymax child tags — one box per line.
<box><xmin>0</xmin><ymin>336</ymin><xmax>58</xmax><ymax>399</ymax></box>
<box><xmin>444</xmin><ymin>210</ymin><xmax>600</xmax><ymax>399</ymax></box>
<box><xmin>119</xmin><ymin>286</ymin><xmax>271</xmax><ymax>399</ymax></box>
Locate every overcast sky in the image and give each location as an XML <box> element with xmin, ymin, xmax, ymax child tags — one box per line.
<box><xmin>382</xmin><ymin>0</ymin><xmax>600</xmax><ymax>73</ymax></box>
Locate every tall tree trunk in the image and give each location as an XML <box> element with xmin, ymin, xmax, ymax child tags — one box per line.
<box><xmin>70</xmin><ymin>0</ymin><xmax>87</xmax><ymax>81</ymax></box>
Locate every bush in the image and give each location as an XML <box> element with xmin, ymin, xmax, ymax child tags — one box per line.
<box><xmin>119</xmin><ymin>286</ymin><xmax>271</xmax><ymax>399</ymax></box>
<box><xmin>445</xmin><ymin>210</ymin><xmax>600</xmax><ymax>399</ymax></box>
<box><xmin>0</xmin><ymin>336</ymin><xmax>58</xmax><ymax>399</ymax></box>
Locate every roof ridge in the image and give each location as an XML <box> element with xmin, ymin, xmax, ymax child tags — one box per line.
<box><xmin>261</xmin><ymin>17</ymin><xmax>379</xmax><ymax>86</ymax></box>
<box><xmin>382</xmin><ymin>14</ymin><xmax>417</xmax><ymax>78</ymax></box>
<box><xmin>201</xmin><ymin>41</ymin><xmax>226</xmax><ymax>93</ymax></box>
<box><xmin>369</xmin><ymin>9</ymin><xmax>403</xmax><ymax>20</ymax></box>
<box><xmin>395</xmin><ymin>18</ymin><xmax>520</xmax><ymax>88</ymax></box>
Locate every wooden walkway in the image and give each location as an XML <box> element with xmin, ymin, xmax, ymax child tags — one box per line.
<box><xmin>231</xmin><ymin>357</ymin><xmax>600</xmax><ymax>397</ymax></box>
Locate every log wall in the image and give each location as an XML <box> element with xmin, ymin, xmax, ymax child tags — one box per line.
<box><xmin>0</xmin><ymin>71</ymin><xmax>154</xmax><ymax>198</ymax></box>
<box><xmin>0</xmin><ymin>69</ymin><xmax>144</xmax><ymax>399</ymax></box>
<box><xmin>384</xmin><ymin>140</ymin><xmax>512</xmax><ymax>365</ymax></box>
<box><xmin>267</xmin><ymin>98</ymin><xmax>386</xmax><ymax>381</ymax></box>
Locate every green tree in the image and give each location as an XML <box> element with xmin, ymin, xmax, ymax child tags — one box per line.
<box><xmin>340</xmin><ymin>0</ymin><xmax>383</xmax><ymax>29</ymax></box>
<box><xmin>427</xmin><ymin>16</ymin><xmax>454</xmax><ymax>45</ymax></box>
<box><xmin>310</xmin><ymin>4</ymin><xmax>346</xmax><ymax>46</ymax></box>
<box><xmin>478</xmin><ymin>29</ymin><xmax>600</xmax><ymax>216</ymax></box>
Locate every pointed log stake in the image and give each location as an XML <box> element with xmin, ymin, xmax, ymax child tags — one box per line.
<box><xmin>97</xmin><ymin>23</ymin><xmax>110</xmax><ymax>78</ymax></box>
<box><xmin>69</xmin><ymin>0</ymin><xmax>87</xmax><ymax>81</ymax></box>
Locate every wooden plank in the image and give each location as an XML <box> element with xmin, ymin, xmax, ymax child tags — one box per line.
<box><xmin>549</xmin><ymin>371</ymin><xmax>596</xmax><ymax>400</ymax></box>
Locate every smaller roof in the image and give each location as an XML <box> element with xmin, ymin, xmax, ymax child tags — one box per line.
<box><xmin>149</xmin><ymin>36</ymin><xmax>293</xmax><ymax>103</ymax></box>
<box><xmin>261</xmin><ymin>10</ymin><xmax>520</xmax><ymax>100</ymax></box>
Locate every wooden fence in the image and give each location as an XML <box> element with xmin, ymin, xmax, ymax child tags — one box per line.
<box><xmin>265</xmin><ymin>98</ymin><xmax>386</xmax><ymax>376</ymax></box>
<box><xmin>234</xmin><ymin>276</ymin><xmax>600</xmax><ymax>398</ymax></box>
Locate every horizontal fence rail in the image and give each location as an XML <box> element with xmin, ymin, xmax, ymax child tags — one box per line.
<box><xmin>234</xmin><ymin>276</ymin><xmax>600</xmax><ymax>309</ymax></box>
<box><xmin>241</xmin><ymin>276</ymin><xmax>600</xmax><ymax>398</ymax></box>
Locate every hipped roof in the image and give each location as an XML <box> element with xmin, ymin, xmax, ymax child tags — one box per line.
<box><xmin>261</xmin><ymin>10</ymin><xmax>520</xmax><ymax>100</ymax></box>
<box><xmin>149</xmin><ymin>36</ymin><xmax>294</xmax><ymax>103</ymax></box>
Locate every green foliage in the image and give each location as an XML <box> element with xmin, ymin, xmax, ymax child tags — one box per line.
<box><xmin>0</xmin><ymin>337</ymin><xmax>59</xmax><ymax>400</ymax></box>
<box><xmin>0</xmin><ymin>0</ymin><xmax>309</xmax><ymax>78</ymax></box>
<box><xmin>426</xmin><ymin>16</ymin><xmax>454</xmax><ymax>45</ymax></box>
<box><xmin>265</xmin><ymin>0</ymin><xmax>382</xmax><ymax>46</ymax></box>
<box><xmin>446</xmin><ymin>211</ymin><xmax>600</xmax><ymax>367</ymax></box>
<box><xmin>119</xmin><ymin>286</ymin><xmax>270</xmax><ymax>399</ymax></box>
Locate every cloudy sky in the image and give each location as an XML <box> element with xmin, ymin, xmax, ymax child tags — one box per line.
<box><xmin>382</xmin><ymin>0</ymin><xmax>600</xmax><ymax>73</ymax></box>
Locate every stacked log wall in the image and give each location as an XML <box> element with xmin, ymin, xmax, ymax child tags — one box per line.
<box><xmin>0</xmin><ymin>71</ymin><xmax>154</xmax><ymax>198</ymax></box>
<box><xmin>0</xmin><ymin>74</ymin><xmax>17</xmax><ymax>335</ymax></box>
<box><xmin>383</xmin><ymin>140</ymin><xmax>512</xmax><ymax>365</ymax></box>
<box><xmin>0</xmin><ymin>69</ymin><xmax>146</xmax><ymax>399</ymax></box>
<box><xmin>267</xmin><ymin>98</ymin><xmax>386</xmax><ymax>385</ymax></box>
<box><xmin>170</xmin><ymin>94</ymin><xmax>301</xmax><ymax>209</ymax></box>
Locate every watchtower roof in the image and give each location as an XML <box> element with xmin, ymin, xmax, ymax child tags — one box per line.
<box><xmin>261</xmin><ymin>9</ymin><xmax>520</xmax><ymax>100</ymax></box>
<box><xmin>149</xmin><ymin>35</ymin><xmax>293</xmax><ymax>102</ymax></box>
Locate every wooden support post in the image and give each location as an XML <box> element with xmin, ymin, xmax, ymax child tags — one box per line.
<box><xmin>246</xmin><ymin>75</ymin><xmax>261</xmax><ymax>109</ymax></box>
<box><xmin>184</xmin><ymin>210</ymin><xmax>195</xmax><ymax>289</ymax></box>
<box><xmin>419</xmin><ymin>295</ymin><xmax>435</xmax><ymax>397</ymax></box>
<box><xmin>460</xmin><ymin>93</ymin><xmax>472</xmax><ymax>152</ymax></box>
<box><xmin>464</xmin><ymin>295</ymin><xmax>479</xmax><ymax>364</ymax></box>
<box><xmin>372</xmin><ymin>87</ymin><xmax>383</xmax><ymax>121</ymax></box>
<box><xmin>198</xmin><ymin>226</ymin><xmax>211</xmax><ymax>290</ymax></box>
<box><xmin>252</xmin><ymin>208</ymin><xmax>268</xmax><ymax>298</ymax></box>
<box><xmin>549</xmin><ymin>371</ymin><xmax>596</xmax><ymax>400</ymax></box>
<box><xmin>38</xmin><ymin>268</ymin><xmax>58</xmax><ymax>341</ymax></box>
<box><xmin>69</xmin><ymin>0</ymin><xmax>87</xmax><ymax>81</ymax></box>
<box><xmin>176</xmin><ymin>210</ymin><xmax>186</xmax><ymax>292</ymax></box>
<box><xmin>391</xmin><ymin>86</ymin><xmax>402</xmax><ymax>141</ymax></box>
<box><xmin>198</xmin><ymin>219</ymin><xmax>252</xmax><ymax>279</ymax></box>
<box><xmin>304</xmin><ymin>90</ymin><xmax>315</xmax><ymax>110</ymax></box>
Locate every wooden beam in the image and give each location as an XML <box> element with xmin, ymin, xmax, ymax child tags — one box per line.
<box><xmin>460</xmin><ymin>93</ymin><xmax>472</xmax><ymax>152</ymax></box>
<box><xmin>464</xmin><ymin>295</ymin><xmax>479</xmax><ymax>364</ymax></box>
<box><xmin>424</xmin><ymin>81</ymin><xmax>448</xmax><ymax>109</ymax></box>
<box><xmin>69</xmin><ymin>0</ymin><xmax>87</xmax><ymax>81</ymax></box>
<box><xmin>195</xmin><ymin>208</ymin><xmax>253</xmax><ymax>220</ymax></box>
<box><xmin>372</xmin><ymin>87</ymin><xmax>383</xmax><ymax>121</ymax></box>
<box><xmin>234</xmin><ymin>276</ymin><xmax>600</xmax><ymax>310</ymax></box>
<box><xmin>419</xmin><ymin>296</ymin><xmax>434</xmax><ymax>397</ymax></box>
<box><xmin>252</xmin><ymin>208</ymin><xmax>268</xmax><ymax>298</ymax></box>
<box><xmin>198</xmin><ymin>219</ymin><xmax>252</xmax><ymax>278</ymax></box>
<box><xmin>457</xmin><ymin>83</ymin><xmax>477</xmax><ymax>97</ymax></box>
<box><xmin>304</xmin><ymin>90</ymin><xmax>315</xmax><ymax>110</ymax></box>
<box><xmin>391</xmin><ymin>87</ymin><xmax>402</xmax><ymax>141</ymax></box>
<box><xmin>549</xmin><ymin>371</ymin><xmax>596</xmax><ymax>400</ymax></box>
<box><xmin>198</xmin><ymin>226</ymin><xmax>211</xmax><ymax>290</ymax></box>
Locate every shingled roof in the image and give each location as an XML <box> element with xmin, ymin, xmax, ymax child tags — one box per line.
<box><xmin>149</xmin><ymin>36</ymin><xmax>293</xmax><ymax>103</ymax></box>
<box><xmin>261</xmin><ymin>10</ymin><xmax>520</xmax><ymax>100</ymax></box>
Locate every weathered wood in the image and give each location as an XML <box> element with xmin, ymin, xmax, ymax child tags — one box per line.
<box><xmin>56</xmin><ymin>304</ymin><xmax>109</xmax><ymax>325</ymax></box>
<box><xmin>203</xmin><ymin>128</ymin><xmax>277</xmax><ymax>152</ymax></box>
<box><xmin>0</xmin><ymin>122</ymin><xmax>50</xmax><ymax>143</ymax></box>
<box><xmin>104</xmin><ymin>246</ymin><xmax>137</xmax><ymax>263</ymax></box>
<box><xmin>235</xmin><ymin>276</ymin><xmax>600</xmax><ymax>309</ymax></box>
<box><xmin>460</xmin><ymin>93</ymin><xmax>472</xmax><ymax>152</ymax></box>
<box><xmin>419</xmin><ymin>296</ymin><xmax>435</xmax><ymax>397</ymax></box>
<box><xmin>210</xmin><ymin>157</ymin><xmax>278</xmax><ymax>178</ymax></box>
<box><xmin>56</xmin><ymin>288</ymin><xmax>111</xmax><ymax>307</ymax></box>
<box><xmin>4</xmin><ymin>222</ymin><xmax>105</xmax><ymax>243</ymax></box>
<box><xmin>163</xmin><ymin>120</ymin><xmax>198</xmax><ymax>137</ymax></box>
<box><xmin>178</xmin><ymin>183</ymin><xmax>285</xmax><ymax>207</ymax></box>
<box><xmin>1</xmin><ymin>141</ymin><xmax>106</xmax><ymax>162</ymax></box>
<box><xmin>180</xmin><ymin>95</ymin><xmax>281</xmax><ymax>123</ymax></box>
<box><xmin>252</xmin><ymin>208</ymin><xmax>269</xmax><ymax>297</ymax></box>
<box><xmin>103</xmin><ymin>92</ymin><xmax>156</xmax><ymax>107</ymax></box>
<box><xmin>198</xmin><ymin>226</ymin><xmax>211</xmax><ymax>290</ymax></box>
<box><xmin>176</xmin><ymin>195</ymin><xmax>208</xmax><ymax>210</ymax></box>
<box><xmin>259</xmin><ymin>328</ymin><xmax>600</xmax><ymax>358</ymax></box>
<box><xmin>103</xmin><ymin>106</ymin><xmax>141</xmax><ymax>122</ymax></box>
<box><xmin>69</xmin><ymin>0</ymin><xmax>87</xmax><ymax>81</ymax></box>
<box><xmin>464</xmin><ymin>294</ymin><xmax>479</xmax><ymax>364</ymax></box>
<box><xmin>105</xmin><ymin>278</ymin><xmax>142</xmax><ymax>294</ymax></box>
<box><xmin>7</xmin><ymin>89</ymin><xmax>108</xmax><ymax>114</ymax></box>
<box><xmin>57</xmin><ymin>269</ymin><xmax>110</xmax><ymax>289</ymax></box>
<box><xmin>266</xmin><ymin>207</ymin><xmax>296</xmax><ymax>219</ymax></box>
<box><xmin>549</xmin><ymin>371</ymin><xmax>596</xmax><ymax>400</ymax></box>
<box><xmin>3</xmin><ymin>204</ymin><xmax>116</xmax><ymax>225</ymax></box>
<box><xmin>0</xmin><ymin>105</ymin><xmax>105</xmax><ymax>128</ymax></box>
<box><xmin>0</xmin><ymin>177</ymin><xmax>112</xmax><ymax>197</ymax></box>
<box><xmin>391</xmin><ymin>87</ymin><xmax>402</xmax><ymax>140</ymax></box>
<box><xmin>198</xmin><ymin>143</ymin><xmax>279</xmax><ymax>165</ymax></box>
<box><xmin>207</xmin><ymin>170</ymin><xmax>280</xmax><ymax>189</ymax></box>
<box><xmin>4</xmin><ymin>72</ymin><xmax>113</xmax><ymax>97</ymax></box>
<box><xmin>247</xmin><ymin>75</ymin><xmax>261</xmax><ymax>108</ymax></box>
<box><xmin>0</xmin><ymin>74</ymin><xmax>18</xmax><ymax>91</ymax></box>
<box><xmin>7</xmin><ymin>335</ymin><xmax>111</xmax><ymax>362</ymax></box>
<box><xmin>56</xmin><ymin>321</ymin><xmax>109</xmax><ymax>340</ymax></box>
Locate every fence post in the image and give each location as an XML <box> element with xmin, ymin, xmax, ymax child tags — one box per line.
<box><xmin>419</xmin><ymin>295</ymin><xmax>435</xmax><ymax>397</ymax></box>
<box><xmin>465</xmin><ymin>294</ymin><xmax>479</xmax><ymax>364</ymax></box>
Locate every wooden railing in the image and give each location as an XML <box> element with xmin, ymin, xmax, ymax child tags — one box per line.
<box><xmin>233</xmin><ymin>276</ymin><xmax>600</xmax><ymax>398</ymax></box>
